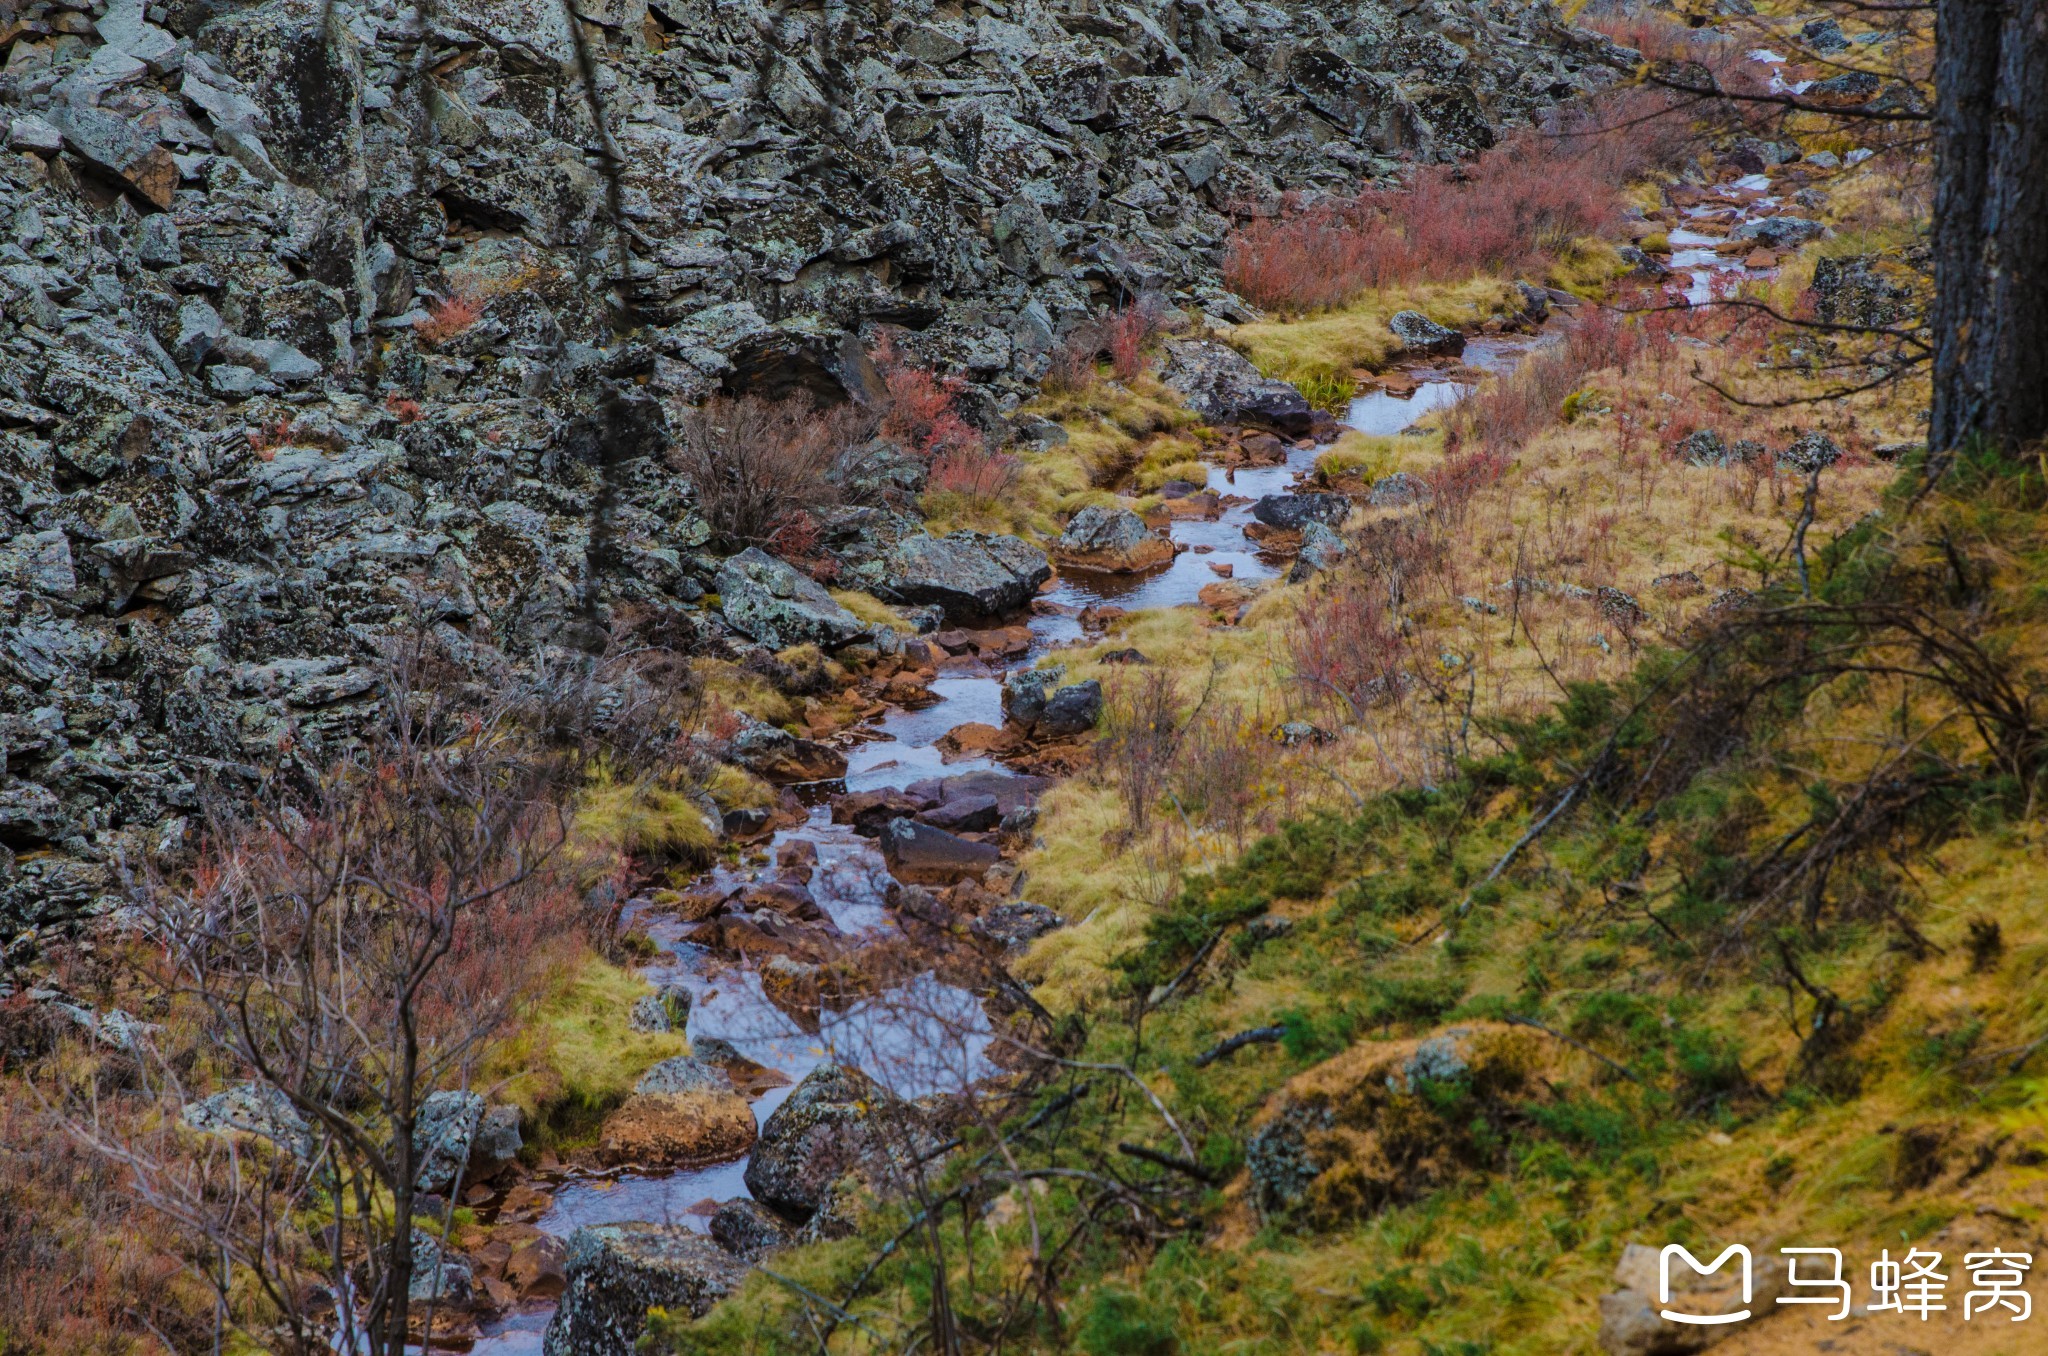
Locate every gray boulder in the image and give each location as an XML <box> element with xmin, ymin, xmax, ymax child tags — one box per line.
<box><xmin>413</xmin><ymin>1090</ymin><xmax>522</xmax><ymax>1194</ymax></box>
<box><xmin>742</xmin><ymin>1064</ymin><xmax>941</xmax><ymax>1220</ymax></box>
<box><xmin>971</xmin><ymin>902</ymin><xmax>1067</xmax><ymax>951</ymax></box>
<box><xmin>628</xmin><ymin>983</ymin><xmax>693</xmax><ymax>1035</ymax></box>
<box><xmin>1778</xmin><ymin>431</ymin><xmax>1843</xmax><ymax>474</ymax></box>
<box><xmin>1001</xmin><ymin>665</ymin><xmax>1066</xmax><ymax>729</ymax></box>
<box><xmin>1812</xmin><ymin>255</ymin><xmax>1913</xmax><ymax>327</ymax></box>
<box><xmin>885</xmin><ymin>531</ymin><xmax>1050</xmax><ymax>621</ymax></box>
<box><xmin>542</xmin><ymin>1224</ymin><xmax>748</xmax><ymax>1356</ymax></box>
<box><xmin>1288</xmin><ymin>523</ymin><xmax>1350</xmax><ymax>582</ymax></box>
<box><xmin>1367</xmin><ymin>472</ymin><xmax>1433</xmax><ymax>508</ymax></box>
<box><xmin>709</xmin><ymin>1199</ymin><xmax>795</xmax><ymax>1260</ymax></box>
<box><xmin>1732</xmin><ymin>216</ymin><xmax>1829</xmax><ymax>249</ymax></box>
<box><xmin>634</xmin><ymin>1055</ymin><xmax>733</xmax><ymax>1097</ymax></box>
<box><xmin>1676</xmin><ymin>429</ymin><xmax>1729</xmax><ymax>467</ymax></box>
<box><xmin>1159</xmin><ymin>339</ymin><xmax>1314</xmax><ymax>435</ymax></box>
<box><xmin>1035</xmin><ymin>681</ymin><xmax>1103</xmax><ymax>739</ymax></box>
<box><xmin>1388</xmin><ymin>310</ymin><xmax>1465</xmax><ymax>356</ymax></box>
<box><xmin>714</xmin><ymin>548</ymin><xmax>866</xmax><ymax>650</ymax></box>
<box><xmin>181</xmin><ymin>1083</ymin><xmax>314</xmax><ymax>1159</ymax></box>
<box><xmin>1253</xmin><ymin>493</ymin><xmax>1351</xmax><ymax>531</ymax></box>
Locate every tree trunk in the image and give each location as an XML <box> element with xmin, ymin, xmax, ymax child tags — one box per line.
<box><xmin>1930</xmin><ymin>0</ymin><xmax>2048</xmax><ymax>455</ymax></box>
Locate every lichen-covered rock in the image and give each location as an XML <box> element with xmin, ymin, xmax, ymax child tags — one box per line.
<box><xmin>1253</xmin><ymin>493</ymin><xmax>1351</xmax><ymax>531</ymax></box>
<box><xmin>885</xmin><ymin>532</ymin><xmax>1051</xmax><ymax>621</ymax></box>
<box><xmin>1367</xmin><ymin>472</ymin><xmax>1433</xmax><ymax>508</ymax></box>
<box><xmin>714</xmin><ymin>548</ymin><xmax>866</xmax><ymax>650</ymax></box>
<box><xmin>1159</xmin><ymin>339</ymin><xmax>1315</xmax><ymax>435</ymax></box>
<box><xmin>413</xmin><ymin>1091</ymin><xmax>482</xmax><ymax>1195</ymax></box>
<box><xmin>1812</xmin><ymin>254</ymin><xmax>1915</xmax><ymax>328</ymax></box>
<box><xmin>1053</xmin><ymin>505</ymin><xmax>1176</xmax><ymax>573</ymax></box>
<box><xmin>634</xmin><ymin>1055</ymin><xmax>733</xmax><ymax>1097</ymax></box>
<box><xmin>1732</xmin><ymin>215</ymin><xmax>1829</xmax><ymax>249</ymax></box>
<box><xmin>1288</xmin><ymin>522</ymin><xmax>1350</xmax><ymax>582</ymax></box>
<box><xmin>628</xmin><ymin>984</ymin><xmax>693</xmax><ymax>1035</ymax></box>
<box><xmin>542</xmin><ymin>1223</ymin><xmax>747</xmax><ymax>1356</ymax></box>
<box><xmin>1001</xmin><ymin>665</ymin><xmax>1066</xmax><ymax>731</ymax></box>
<box><xmin>971</xmin><ymin>901</ymin><xmax>1066</xmax><ymax>951</ymax></box>
<box><xmin>1676</xmin><ymin>429</ymin><xmax>1729</xmax><ymax>467</ymax></box>
<box><xmin>1244</xmin><ymin>1024</ymin><xmax>1547</xmax><ymax>1223</ymax></box>
<box><xmin>181</xmin><ymin>1083</ymin><xmax>314</xmax><ymax>1159</ymax></box>
<box><xmin>743</xmin><ymin>1063</ymin><xmax>941</xmax><ymax>1220</ymax></box>
<box><xmin>708</xmin><ymin>1198</ymin><xmax>795</xmax><ymax>1260</ymax></box>
<box><xmin>1388</xmin><ymin>310</ymin><xmax>1465</xmax><ymax>356</ymax></box>
<box><xmin>1778</xmin><ymin>430</ymin><xmax>1843</xmax><ymax>474</ymax></box>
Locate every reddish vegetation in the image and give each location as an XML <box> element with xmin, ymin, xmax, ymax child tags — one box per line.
<box><xmin>1223</xmin><ymin>96</ymin><xmax>1692</xmax><ymax>312</ymax></box>
<box><xmin>1042</xmin><ymin>298</ymin><xmax>1169</xmax><ymax>392</ymax></box>
<box><xmin>874</xmin><ymin>336</ymin><xmax>984</xmax><ymax>461</ymax></box>
<box><xmin>1288</xmin><ymin>567</ymin><xmax>1408</xmax><ymax>720</ymax></box>
<box><xmin>927</xmin><ymin>444</ymin><xmax>1023</xmax><ymax>503</ymax></box>
<box><xmin>385</xmin><ymin>394</ymin><xmax>424</xmax><ymax>423</ymax></box>
<box><xmin>246</xmin><ymin>416</ymin><xmax>296</xmax><ymax>457</ymax></box>
<box><xmin>0</xmin><ymin>1069</ymin><xmax>211</xmax><ymax>1356</ymax></box>
<box><xmin>1444</xmin><ymin>304</ymin><xmax>1664</xmax><ymax>457</ymax></box>
<box><xmin>1103</xmin><ymin>298</ymin><xmax>1167</xmax><ymax>382</ymax></box>
<box><xmin>414</xmin><ymin>292</ymin><xmax>485</xmax><ymax>346</ymax></box>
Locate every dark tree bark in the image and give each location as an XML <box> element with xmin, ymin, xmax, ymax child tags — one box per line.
<box><xmin>1930</xmin><ymin>0</ymin><xmax>2048</xmax><ymax>454</ymax></box>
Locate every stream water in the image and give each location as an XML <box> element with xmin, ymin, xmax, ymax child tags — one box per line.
<box><xmin>465</xmin><ymin>341</ymin><xmax>1537</xmax><ymax>1352</ymax></box>
<box><xmin>463</xmin><ymin>334</ymin><xmax>1556</xmax><ymax>1353</ymax></box>
<box><xmin>469</xmin><ymin>223</ymin><xmax>1797</xmax><ymax>1345</ymax></box>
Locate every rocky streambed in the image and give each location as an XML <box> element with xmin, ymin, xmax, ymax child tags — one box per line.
<box><xmin>458</xmin><ymin>329</ymin><xmax>1570</xmax><ymax>1356</ymax></box>
<box><xmin>452</xmin><ymin>133</ymin><xmax>1840</xmax><ymax>1351</ymax></box>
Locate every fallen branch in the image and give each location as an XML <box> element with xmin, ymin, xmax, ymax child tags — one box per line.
<box><xmin>1503</xmin><ymin>1015</ymin><xmax>1644</xmax><ymax>1085</ymax></box>
<box><xmin>1116</xmin><ymin>1142</ymin><xmax>1214</xmax><ymax>1183</ymax></box>
<box><xmin>1193</xmin><ymin>1025</ymin><xmax>1287</xmax><ymax>1067</ymax></box>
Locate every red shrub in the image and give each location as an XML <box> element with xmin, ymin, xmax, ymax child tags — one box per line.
<box><xmin>415</xmin><ymin>291</ymin><xmax>485</xmax><ymax>346</ymax></box>
<box><xmin>1104</xmin><ymin>298</ymin><xmax>1167</xmax><ymax>382</ymax></box>
<box><xmin>246</xmin><ymin>416</ymin><xmax>296</xmax><ymax>457</ymax></box>
<box><xmin>874</xmin><ymin>336</ymin><xmax>985</xmax><ymax>460</ymax></box>
<box><xmin>1444</xmin><ymin>303</ymin><xmax>1668</xmax><ymax>456</ymax></box>
<box><xmin>1223</xmin><ymin>92</ymin><xmax>1694</xmax><ymax>313</ymax></box>
<box><xmin>1042</xmin><ymin>328</ymin><xmax>1102</xmax><ymax>394</ymax></box>
<box><xmin>927</xmin><ymin>444</ymin><xmax>1022</xmax><ymax>504</ymax></box>
<box><xmin>767</xmin><ymin>508</ymin><xmax>823</xmax><ymax>560</ymax></box>
<box><xmin>1288</xmin><ymin>572</ymin><xmax>1408</xmax><ymax>720</ymax></box>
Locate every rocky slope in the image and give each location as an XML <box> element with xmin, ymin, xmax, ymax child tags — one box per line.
<box><xmin>0</xmin><ymin>0</ymin><xmax>1636</xmax><ymax>940</ymax></box>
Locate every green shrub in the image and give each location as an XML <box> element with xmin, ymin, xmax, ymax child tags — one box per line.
<box><xmin>1077</xmin><ymin>1288</ymin><xmax>1179</xmax><ymax>1356</ymax></box>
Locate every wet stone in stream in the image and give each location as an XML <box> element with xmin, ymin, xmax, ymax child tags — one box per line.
<box><xmin>478</xmin><ymin>339</ymin><xmax>1567</xmax><ymax>1353</ymax></box>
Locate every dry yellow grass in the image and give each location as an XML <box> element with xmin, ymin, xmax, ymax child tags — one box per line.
<box><xmin>1022</xmin><ymin>292</ymin><xmax>1917</xmax><ymax>1015</ymax></box>
<box><xmin>1231</xmin><ymin>277</ymin><xmax>1521</xmax><ymax>387</ymax></box>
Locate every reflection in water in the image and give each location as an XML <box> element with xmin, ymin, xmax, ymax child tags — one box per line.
<box><xmin>472</xmin><ymin>331</ymin><xmax>1564</xmax><ymax>1355</ymax></box>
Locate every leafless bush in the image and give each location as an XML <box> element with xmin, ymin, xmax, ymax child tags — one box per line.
<box><xmin>668</xmin><ymin>394</ymin><xmax>878</xmax><ymax>546</ymax></box>
<box><xmin>1097</xmin><ymin>668</ymin><xmax>1188</xmax><ymax>840</ymax></box>
<box><xmin>1170</xmin><ymin>702</ymin><xmax>1262</xmax><ymax>846</ymax></box>
<box><xmin>67</xmin><ymin>681</ymin><xmax>581</xmax><ymax>1356</ymax></box>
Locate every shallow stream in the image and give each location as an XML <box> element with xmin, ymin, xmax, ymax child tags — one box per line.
<box><xmin>468</xmin><ymin>293</ymin><xmax>1770</xmax><ymax>1350</ymax></box>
